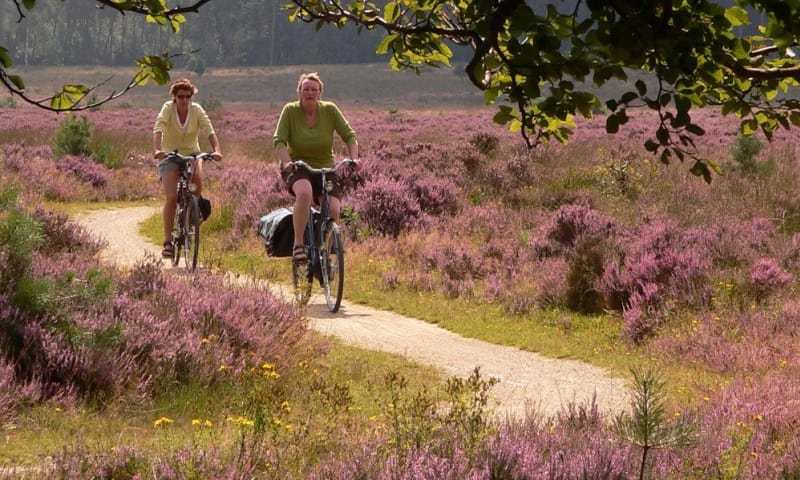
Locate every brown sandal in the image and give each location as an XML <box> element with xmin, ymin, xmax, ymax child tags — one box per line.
<box><xmin>162</xmin><ymin>241</ymin><xmax>174</xmax><ymax>259</ymax></box>
<box><xmin>292</xmin><ymin>245</ymin><xmax>307</xmax><ymax>264</ymax></box>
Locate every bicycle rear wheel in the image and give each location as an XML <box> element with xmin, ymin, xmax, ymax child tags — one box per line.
<box><xmin>292</xmin><ymin>248</ymin><xmax>313</xmax><ymax>306</ymax></box>
<box><xmin>321</xmin><ymin>222</ymin><xmax>344</xmax><ymax>313</ymax></box>
<box><xmin>183</xmin><ymin>195</ymin><xmax>201</xmax><ymax>270</ymax></box>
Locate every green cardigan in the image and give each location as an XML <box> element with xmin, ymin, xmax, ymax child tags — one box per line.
<box><xmin>273</xmin><ymin>100</ymin><xmax>357</xmax><ymax>168</ymax></box>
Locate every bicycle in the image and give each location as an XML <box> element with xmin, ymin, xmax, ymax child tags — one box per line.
<box><xmin>162</xmin><ymin>151</ymin><xmax>219</xmax><ymax>270</ymax></box>
<box><xmin>290</xmin><ymin>159</ymin><xmax>356</xmax><ymax>312</ymax></box>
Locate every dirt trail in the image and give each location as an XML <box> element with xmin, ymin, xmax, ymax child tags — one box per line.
<box><xmin>73</xmin><ymin>206</ymin><xmax>631</xmax><ymax>419</ymax></box>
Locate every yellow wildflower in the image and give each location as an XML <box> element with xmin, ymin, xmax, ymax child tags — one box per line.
<box><xmin>154</xmin><ymin>417</ymin><xmax>174</xmax><ymax>428</ymax></box>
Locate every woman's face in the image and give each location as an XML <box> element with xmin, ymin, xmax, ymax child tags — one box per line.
<box><xmin>173</xmin><ymin>88</ymin><xmax>193</xmax><ymax>106</ymax></box>
<box><xmin>299</xmin><ymin>79</ymin><xmax>321</xmax><ymax>104</ymax></box>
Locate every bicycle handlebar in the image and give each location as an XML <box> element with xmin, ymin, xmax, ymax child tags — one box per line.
<box><xmin>163</xmin><ymin>151</ymin><xmax>221</xmax><ymax>166</ymax></box>
<box><xmin>290</xmin><ymin>158</ymin><xmax>357</xmax><ymax>175</ymax></box>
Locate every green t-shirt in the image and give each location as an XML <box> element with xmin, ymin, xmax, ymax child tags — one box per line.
<box><xmin>272</xmin><ymin>100</ymin><xmax>357</xmax><ymax>169</ymax></box>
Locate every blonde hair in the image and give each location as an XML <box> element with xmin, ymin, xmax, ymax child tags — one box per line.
<box><xmin>169</xmin><ymin>78</ymin><xmax>199</xmax><ymax>97</ymax></box>
<box><xmin>296</xmin><ymin>72</ymin><xmax>323</xmax><ymax>98</ymax></box>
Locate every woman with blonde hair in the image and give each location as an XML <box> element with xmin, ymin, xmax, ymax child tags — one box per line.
<box><xmin>273</xmin><ymin>72</ymin><xmax>360</xmax><ymax>263</ymax></box>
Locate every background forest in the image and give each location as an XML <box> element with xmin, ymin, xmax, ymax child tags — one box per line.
<box><xmin>0</xmin><ymin>0</ymin><xmax>756</xmax><ymax>71</ymax></box>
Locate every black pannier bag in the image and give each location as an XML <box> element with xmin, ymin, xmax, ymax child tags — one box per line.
<box><xmin>257</xmin><ymin>207</ymin><xmax>294</xmax><ymax>257</ymax></box>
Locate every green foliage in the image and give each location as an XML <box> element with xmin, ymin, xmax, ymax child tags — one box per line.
<box><xmin>380</xmin><ymin>367</ymin><xmax>497</xmax><ymax>466</ymax></box>
<box><xmin>0</xmin><ymin>95</ymin><xmax>18</xmax><ymax>108</ymax></box>
<box><xmin>53</xmin><ymin>115</ymin><xmax>93</xmax><ymax>158</ymax></box>
<box><xmin>615</xmin><ymin>367</ymin><xmax>698</xmax><ymax>480</ymax></box>
<box><xmin>286</xmin><ymin>0</ymin><xmax>800</xmax><ymax>180</ymax></box>
<box><xmin>200</xmin><ymin>94</ymin><xmax>223</xmax><ymax>121</ymax></box>
<box><xmin>729</xmin><ymin>133</ymin><xmax>763</xmax><ymax>174</ymax></box>
<box><xmin>0</xmin><ymin>186</ymin><xmax>43</xmax><ymax>287</ymax></box>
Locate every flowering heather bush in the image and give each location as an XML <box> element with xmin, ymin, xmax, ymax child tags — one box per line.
<box><xmin>544</xmin><ymin>203</ymin><xmax>616</xmax><ymax>249</ymax></box>
<box><xmin>596</xmin><ymin>218</ymin><xmax>713</xmax><ymax>342</ymax></box>
<box><xmin>350</xmin><ymin>175</ymin><xmax>428</xmax><ymax>237</ymax></box>
<box><xmin>215</xmin><ymin>161</ymin><xmax>288</xmax><ymax>245</ymax></box>
<box><xmin>55</xmin><ymin>154</ymin><xmax>111</xmax><ymax>189</ymax></box>
<box><xmin>2</xmin><ymin>142</ymin><xmax>158</xmax><ymax>202</ymax></box>
<box><xmin>32</xmin><ymin>206</ymin><xmax>106</xmax><ymax>255</ymax></box>
<box><xmin>0</xmin><ymin>196</ymin><xmax>303</xmax><ymax>411</ymax></box>
<box><xmin>747</xmin><ymin>258</ymin><xmax>792</xmax><ymax>303</ymax></box>
<box><xmin>531</xmin><ymin>257</ymin><xmax>569</xmax><ymax>308</ymax></box>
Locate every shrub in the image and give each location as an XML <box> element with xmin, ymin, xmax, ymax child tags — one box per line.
<box><xmin>351</xmin><ymin>177</ymin><xmax>426</xmax><ymax>237</ymax></box>
<box><xmin>55</xmin><ymin>155</ymin><xmax>112</xmax><ymax>188</ymax></box>
<box><xmin>468</xmin><ymin>132</ymin><xmax>499</xmax><ymax>156</ymax></box>
<box><xmin>53</xmin><ymin>115</ymin><xmax>93</xmax><ymax>158</ymax></box>
<box><xmin>747</xmin><ymin>258</ymin><xmax>792</xmax><ymax>303</ymax></box>
<box><xmin>730</xmin><ymin>133</ymin><xmax>762</xmax><ymax>173</ymax></box>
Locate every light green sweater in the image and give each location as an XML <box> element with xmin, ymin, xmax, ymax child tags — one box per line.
<box><xmin>273</xmin><ymin>100</ymin><xmax>357</xmax><ymax>169</ymax></box>
<box><xmin>153</xmin><ymin>101</ymin><xmax>215</xmax><ymax>154</ymax></box>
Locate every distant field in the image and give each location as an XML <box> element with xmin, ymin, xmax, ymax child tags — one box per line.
<box><xmin>5</xmin><ymin>63</ymin><xmax>488</xmax><ymax>110</ymax></box>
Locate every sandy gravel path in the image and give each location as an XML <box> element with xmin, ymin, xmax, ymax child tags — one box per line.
<box><xmin>73</xmin><ymin>206</ymin><xmax>630</xmax><ymax>419</ymax></box>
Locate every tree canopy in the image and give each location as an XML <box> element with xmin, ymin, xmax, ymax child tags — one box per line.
<box><xmin>286</xmin><ymin>0</ymin><xmax>800</xmax><ymax>180</ymax></box>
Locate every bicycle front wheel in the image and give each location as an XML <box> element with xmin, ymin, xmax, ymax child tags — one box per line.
<box><xmin>292</xmin><ymin>250</ymin><xmax>313</xmax><ymax>307</ymax></box>
<box><xmin>183</xmin><ymin>195</ymin><xmax>201</xmax><ymax>270</ymax></box>
<box><xmin>171</xmin><ymin>204</ymin><xmax>183</xmax><ymax>267</ymax></box>
<box><xmin>321</xmin><ymin>222</ymin><xmax>344</xmax><ymax>313</ymax></box>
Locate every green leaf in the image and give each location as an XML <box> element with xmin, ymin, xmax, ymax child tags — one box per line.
<box><xmin>62</xmin><ymin>84</ymin><xmax>90</xmax><ymax>95</ymax></box>
<box><xmin>690</xmin><ymin>161</ymin><xmax>712</xmax><ymax>183</ymax></box>
<box><xmin>635</xmin><ymin>80</ymin><xmax>647</xmax><ymax>96</ymax></box>
<box><xmin>724</xmin><ymin>6</ymin><xmax>749</xmax><ymax>27</ymax></box>
<box><xmin>168</xmin><ymin>13</ymin><xmax>186</xmax><ymax>33</ymax></box>
<box><xmin>685</xmin><ymin>123</ymin><xmax>705</xmax><ymax>136</ymax></box>
<box><xmin>740</xmin><ymin>119</ymin><xmax>758</xmax><ymax>135</ymax></box>
<box><xmin>22</xmin><ymin>0</ymin><xmax>36</xmax><ymax>9</ymax></box>
<box><xmin>0</xmin><ymin>46</ymin><xmax>12</xmax><ymax>68</ymax></box>
<box><xmin>376</xmin><ymin>33</ymin><xmax>399</xmax><ymax>55</ymax></box>
<box><xmin>606</xmin><ymin>114</ymin><xmax>619</xmax><ymax>134</ymax></box>
<box><xmin>493</xmin><ymin>106</ymin><xmax>516</xmax><ymax>125</ymax></box>
<box><xmin>7</xmin><ymin>75</ymin><xmax>24</xmax><ymax>90</ymax></box>
<box><xmin>620</xmin><ymin>91</ymin><xmax>638</xmax><ymax>104</ymax></box>
<box><xmin>384</xmin><ymin>1</ymin><xmax>399</xmax><ymax>22</ymax></box>
<box><xmin>145</xmin><ymin>0</ymin><xmax>167</xmax><ymax>14</ymax></box>
<box><xmin>50</xmin><ymin>92</ymin><xmax>75</xmax><ymax>110</ymax></box>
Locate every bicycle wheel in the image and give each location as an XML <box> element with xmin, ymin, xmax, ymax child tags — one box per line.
<box><xmin>321</xmin><ymin>222</ymin><xmax>344</xmax><ymax>313</ymax></box>
<box><xmin>171</xmin><ymin>204</ymin><xmax>183</xmax><ymax>267</ymax></box>
<box><xmin>182</xmin><ymin>195</ymin><xmax>201</xmax><ymax>270</ymax></box>
<box><xmin>292</xmin><ymin>247</ymin><xmax>313</xmax><ymax>306</ymax></box>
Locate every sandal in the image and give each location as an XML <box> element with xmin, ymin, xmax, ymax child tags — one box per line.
<box><xmin>162</xmin><ymin>241</ymin><xmax>174</xmax><ymax>259</ymax></box>
<box><xmin>292</xmin><ymin>245</ymin><xmax>307</xmax><ymax>264</ymax></box>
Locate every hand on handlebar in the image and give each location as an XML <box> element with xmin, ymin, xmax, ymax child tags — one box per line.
<box><xmin>341</xmin><ymin>158</ymin><xmax>361</xmax><ymax>172</ymax></box>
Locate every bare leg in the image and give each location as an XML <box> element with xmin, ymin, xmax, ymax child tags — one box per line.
<box><xmin>292</xmin><ymin>178</ymin><xmax>313</xmax><ymax>248</ymax></box>
<box><xmin>328</xmin><ymin>195</ymin><xmax>342</xmax><ymax>222</ymax></box>
<box><xmin>192</xmin><ymin>158</ymin><xmax>204</xmax><ymax>198</ymax></box>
